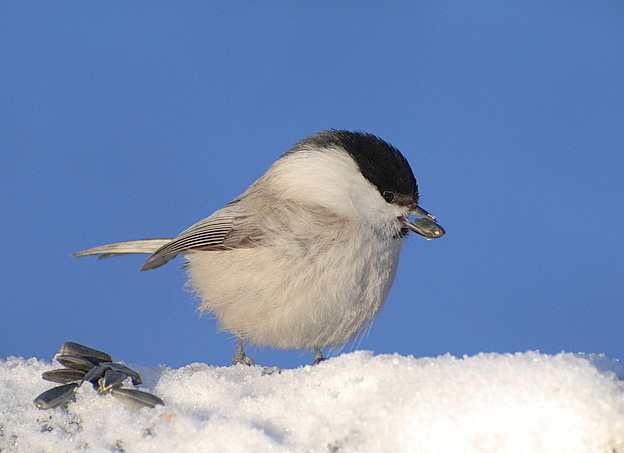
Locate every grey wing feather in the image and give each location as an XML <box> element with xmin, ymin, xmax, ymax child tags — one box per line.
<box><xmin>73</xmin><ymin>239</ymin><xmax>174</xmax><ymax>259</ymax></box>
<box><xmin>140</xmin><ymin>201</ymin><xmax>258</xmax><ymax>271</ymax></box>
<box><xmin>73</xmin><ymin>202</ymin><xmax>258</xmax><ymax>271</ymax></box>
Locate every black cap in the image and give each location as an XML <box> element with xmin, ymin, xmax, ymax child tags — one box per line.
<box><xmin>289</xmin><ymin>130</ymin><xmax>419</xmax><ymax>206</ymax></box>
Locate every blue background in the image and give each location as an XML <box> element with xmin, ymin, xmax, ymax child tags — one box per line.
<box><xmin>2</xmin><ymin>2</ymin><xmax>623</xmax><ymax>369</ymax></box>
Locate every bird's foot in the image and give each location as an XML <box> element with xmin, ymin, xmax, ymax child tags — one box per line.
<box><xmin>313</xmin><ymin>347</ymin><xmax>327</xmax><ymax>365</ymax></box>
<box><xmin>232</xmin><ymin>353</ymin><xmax>255</xmax><ymax>366</ymax></box>
<box><xmin>232</xmin><ymin>338</ymin><xmax>255</xmax><ymax>366</ymax></box>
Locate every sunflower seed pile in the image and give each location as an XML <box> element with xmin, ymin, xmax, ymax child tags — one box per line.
<box><xmin>34</xmin><ymin>342</ymin><xmax>164</xmax><ymax>410</ymax></box>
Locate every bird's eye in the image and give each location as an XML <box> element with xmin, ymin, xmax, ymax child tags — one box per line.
<box><xmin>382</xmin><ymin>191</ymin><xmax>395</xmax><ymax>203</ymax></box>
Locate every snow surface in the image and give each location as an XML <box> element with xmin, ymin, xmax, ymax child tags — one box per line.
<box><xmin>1</xmin><ymin>351</ymin><xmax>623</xmax><ymax>452</ymax></box>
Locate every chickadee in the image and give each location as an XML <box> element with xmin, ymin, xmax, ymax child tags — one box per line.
<box><xmin>74</xmin><ymin>130</ymin><xmax>445</xmax><ymax>365</ymax></box>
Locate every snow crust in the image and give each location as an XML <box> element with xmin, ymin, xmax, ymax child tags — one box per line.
<box><xmin>1</xmin><ymin>351</ymin><xmax>623</xmax><ymax>452</ymax></box>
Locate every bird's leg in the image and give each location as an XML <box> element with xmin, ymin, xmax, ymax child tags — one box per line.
<box><xmin>232</xmin><ymin>338</ymin><xmax>255</xmax><ymax>366</ymax></box>
<box><xmin>313</xmin><ymin>347</ymin><xmax>327</xmax><ymax>365</ymax></box>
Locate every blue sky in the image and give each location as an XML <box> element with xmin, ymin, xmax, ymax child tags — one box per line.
<box><xmin>2</xmin><ymin>2</ymin><xmax>623</xmax><ymax>369</ymax></box>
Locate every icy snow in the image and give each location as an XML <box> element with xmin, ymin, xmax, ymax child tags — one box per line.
<box><xmin>1</xmin><ymin>351</ymin><xmax>623</xmax><ymax>452</ymax></box>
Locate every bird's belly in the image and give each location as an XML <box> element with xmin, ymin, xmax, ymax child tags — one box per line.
<box><xmin>186</xmin><ymin>235</ymin><xmax>402</xmax><ymax>350</ymax></box>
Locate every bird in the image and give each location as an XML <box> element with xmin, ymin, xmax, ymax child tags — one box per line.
<box><xmin>74</xmin><ymin>130</ymin><xmax>445</xmax><ymax>366</ymax></box>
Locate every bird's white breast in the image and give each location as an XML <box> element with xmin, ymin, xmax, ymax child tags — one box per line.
<box><xmin>186</xmin><ymin>218</ymin><xmax>402</xmax><ymax>350</ymax></box>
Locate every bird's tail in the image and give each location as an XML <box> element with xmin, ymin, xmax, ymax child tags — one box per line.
<box><xmin>73</xmin><ymin>239</ymin><xmax>174</xmax><ymax>260</ymax></box>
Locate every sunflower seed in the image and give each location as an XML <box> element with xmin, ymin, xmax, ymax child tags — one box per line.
<box><xmin>42</xmin><ymin>368</ymin><xmax>86</xmax><ymax>384</ymax></box>
<box><xmin>99</xmin><ymin>362</ymin><xmax>142</xmax><ymax>385</ymax></box>
<box><xmin>98</xmin><ymin>370</ymin><xmax>129</xmax><ymax>392</ymax></box>
<box><xmin>82</xmin><ymin>365</ymin><xmax>108</xmax><ymax>385</ymax></box>
<box><xmin>59</xmin><ymin>342</ymin><xmax>112</xmax><ymax>364</ymax></box>
<box><xmin>33</xmin><ymin>383</ymin><xmax>79</xmax><ymax>409</ymax></box>
<box><xmin>109</xmin><ymin>388</ymin><xmax>164</xmax><ymax>409</ymax></box>
<box><xmin>55</xmin><ymin>355</ymin><xmax>96</xmax><ymax>372</ymax></box>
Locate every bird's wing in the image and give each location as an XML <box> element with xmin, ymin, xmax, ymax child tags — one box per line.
<box><xmin>74</xmin><ymin>200</ymin><xmax>262</xmax><ymax>271</ymax></box>
<box><xmin>73</xmin><ymin>239</ymin><xmax>175</xmax><ymax>259</ymax></box>
<box><xmin>140</xmin><ymin>200</ymin><xmax>262</xmax><ymax>270</ymax></box>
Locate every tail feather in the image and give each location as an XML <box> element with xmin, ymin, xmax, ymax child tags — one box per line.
<box><xmin>73</xmin><ymin>239</ymin><xmax>174</xmax><ymax>260</ymax></box>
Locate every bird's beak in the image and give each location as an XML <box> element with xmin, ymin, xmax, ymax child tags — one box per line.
<box><xmin>399</xmin><ymin>205</ymin><xmax>445</xmax><ymax>239</ymax></box>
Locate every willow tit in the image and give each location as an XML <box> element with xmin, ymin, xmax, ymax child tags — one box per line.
<box><xmin>74</xmin><ymin>130</ymin><xmax>445</xmax><ymax>365</ymax></box>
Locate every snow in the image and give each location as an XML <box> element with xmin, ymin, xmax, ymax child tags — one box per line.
<box><xmin>1</xmin><ymin>350</ymin><xmax>623</xmax><ymax>452</ymax></box>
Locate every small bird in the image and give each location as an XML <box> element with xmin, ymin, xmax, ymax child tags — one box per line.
<box><xmin>74</xmin><ymin>130</ymin><xmax>445</xmax><ymax>365</ymax></box>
